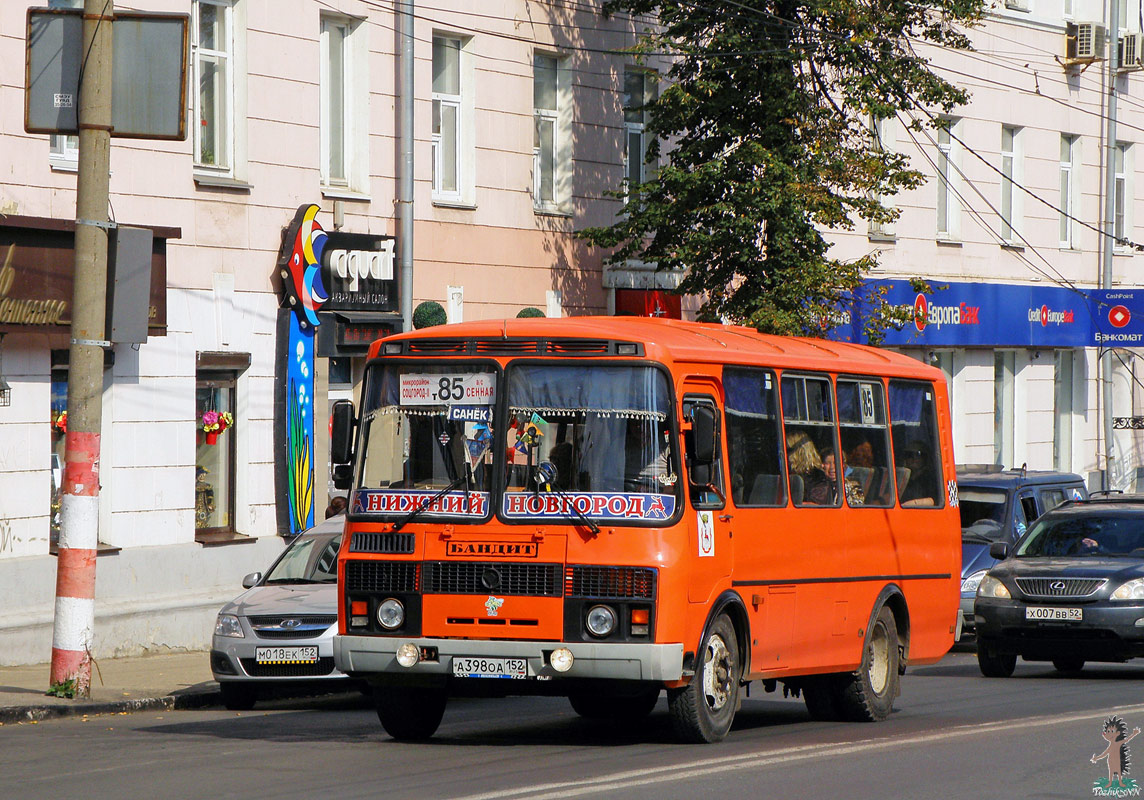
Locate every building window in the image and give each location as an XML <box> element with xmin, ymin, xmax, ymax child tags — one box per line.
<box><xmin>432</xmin><ymin>36</ymin><xmax>463</xmax><ymax>200</ymax></box>
<box><xmin>1000</xmin><ymin>126</ymin><xmax>1020</xmax><ymax>243</ymax></box>
<box><xmin>196</xmin><ymin>371</ymin><xmax>237</xmax><ymax>534</ymax></box>
<box><xmin>1114</xmin><ymin>142</ymin><xmax>1129</xmax><ymax>247</ymax></box>
<box><xmin>49</xmin><ymin>135</ymin><xmax>79</xmax><ymax>171</ymax></box>
<box><xmin>1060</xmin><ymin>134</ymin><xmax>1077</xmax><ymax>248</ymax></box>
<box><xmin>533</xmin><ymin>54</ymin><xmax>561</xmax><ymax>210</ymax></box>
<box><xmin>193</xmin><ymin>0</ymin><xmax>234</xmax><ymax>171</ymax></box>
<box><xmin>936</xmin><ymin>118</ymin><xmax>958</xmax><ymax>239</ymax></box>
<box><xmin>624</xmin><ymin>69</ymin><xmax>656</xmax><ymax>195</ymax></box>
<box><xmin>868</xmin><ymin>116</ymin><xmax>896</xmax><ymax>239</ymax></box>
<box><xmin>994</xmin><ymin>350</ymin><xmax>1016</xmax><ymax>467</ymax></box>
<box><xmin>321</xmin><ymin>16</ymin><xmax>350</xmax><ymax>187</ymax></box>
<box><xmin>1053</xmin><ymin>350</ymin><xmax>1075</xmax><ymax>471</ymax></box>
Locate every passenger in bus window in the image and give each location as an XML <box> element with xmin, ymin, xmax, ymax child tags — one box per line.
<box><xmin>822</xmin><ymin>448</ymin><xmax>864</xmax><ymax>506</ymax></box>
<box><xmin>898</xmin><ymin>440</ymin><xmax>937</xmax><ymax>507</ymax></box>
<box><xmin>786</xmin><ymin>430</ymin><xmax>835</xmax><ymax>505</ymax></box>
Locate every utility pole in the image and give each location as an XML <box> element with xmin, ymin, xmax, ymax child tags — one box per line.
<box><xmin>1101</xmin><ymin>0</ymin><xmax>1121</xmax><ymax>493</ymax></box>
<box><xmin>398</xmin><ymin>0</ymin><xmax>414</xmax><ymax>332</ymax></box>
<box><xmin>50</xmin><ymin>0</ymin><xmax>114</xmax><ymax>697</ymax></box>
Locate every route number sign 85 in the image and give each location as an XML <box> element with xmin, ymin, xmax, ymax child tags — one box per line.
<box><xmin>400</xmin><ymin>373</ymin><xmax>496</xmax><ymax>406</ymax></box>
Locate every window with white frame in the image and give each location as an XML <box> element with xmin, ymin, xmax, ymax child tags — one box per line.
<box><xmin>49</xmin><ymin>135</ymin><xmax>79</xmax><ymax>171</ymax></box>
<box><xmin>1114</xmin><ymin>142</ymin><xmax>1129</xmax><ymax>247</ymax></box>
<box><xmin>1053</xmin><ymin>350</ymin><xmax>1075</xmax><ymax>471</ymax></box>
<box><xmin>533</xmin><ymin>54</ymin><xmax>560</xmax><ymax>210</ymax></box>
<box><xmin>936</xmin><ymin>118</ymin><xmax>959</xmax><ymax>238</ymax></box>
<box><xmin>432</xmin><ymin>36</ymin><xmax>463</xmax><ymax>200</ymax></box>
<box><xmin>193</xmin><ymin>0</ymin><xmax>235</xmax><ymax>171</ymax></box>
<box><xmin>1000</xmin><ymin>125</ymin><xmax>1022</xmax><ymax>243</ymax></box>
<box><xmin>868</xmin><ymin>115</ymin><xmax>896</xmax><ymax>239</ymax></box>
<box><xmin>321</xmin><ymin>15</ymin><xmax>350</xmax><ymax>188</ymax></box>
<box><xmin>1060</xmin><ymin>134</ymin><xmax>1077</xmax><ymax>248</ymax></box>
<box><xmin>624</xmin><ymin>69</ymin><xmax>656</xmax><ymax>194</ymax></box>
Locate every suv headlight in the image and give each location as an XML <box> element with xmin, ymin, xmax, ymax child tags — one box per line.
<box><xmin>214</xmin><ymin>613</ymin><xmax>244</xmax><ymax>638</ymax></box>
<box><xmin>1112</xmin><ymin>578</ymin><xmax>1144</xmax><ymax>601</ymax></box>
<box><xmin>977</xmin><ymin>575</ymin><xmax>1011</xmax><ymax>599</ymax></box>
<box><xmin>961</xmin><ymin>569</ymin><xmax>988</xmax><ymax>595</ymax></box>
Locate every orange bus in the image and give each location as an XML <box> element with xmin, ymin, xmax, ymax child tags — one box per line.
<box><xmin>330</xmin><ymin>317</ymin><xmax>961</xmax><ymax>742</ymax></box>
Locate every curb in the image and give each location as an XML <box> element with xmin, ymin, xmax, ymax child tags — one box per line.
<box><xmin>0</xmin><ymin>688</ymin><xmax>221</xmax><ymax>725</ymax></box>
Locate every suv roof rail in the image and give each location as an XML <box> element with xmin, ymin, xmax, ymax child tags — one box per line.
<box><xmin>957</xmin><ymin>464</ymin><xmax>1007</xmax><ymax>475</ymax></box>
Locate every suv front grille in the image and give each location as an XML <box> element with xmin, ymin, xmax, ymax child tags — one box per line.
<box><xmin>422</xmin><ymin>562</ymin><xmax>562</xmax><ymax>596</ymax></box>
<box><xmin>1015</xmin><ymin>577</ymin><xmax>1106</xmax><ymax>599</ymax></box>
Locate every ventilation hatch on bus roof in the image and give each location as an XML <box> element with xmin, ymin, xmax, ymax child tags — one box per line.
<box><xmin>395</xmin><ymin>338</ymin><xmax>644</xmax><ymax>357</ymax></box>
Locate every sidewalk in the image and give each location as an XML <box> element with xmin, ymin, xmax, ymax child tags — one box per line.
<box><xmin>0</xmin><ymin>651</ymin><xmax>220</xmax><ymax>724</ymax></box>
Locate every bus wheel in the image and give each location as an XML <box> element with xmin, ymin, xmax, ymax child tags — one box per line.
<box><xmin>374</xmin><ymin>687</ymin><xmax>447</xmax><ymax>741</ymax></box>
<box><xmin>801</xmin><ymin>675</ymin><xmax>845</xmax><ymax>721</ymax></box>
<box><xmin>569</xmin><ymin>687</ymin><xmax>660</xmax><ymax>721</ymax></box>
<box><xmin>976</xmin><ymin>639</ymin><xmax>1016</xmax><ymax>677</ymax></box>
<box><xmin>668</xmin><ymin>615</ymin><xmax>741</xmax><ymax>743</ymax></box>
<box><xmin>837</xmin><ymin>605</ymin><xmax>900</xmax><ymax>722</ymax></box>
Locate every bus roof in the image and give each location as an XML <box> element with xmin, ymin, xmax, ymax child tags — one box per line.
<box><xmin>369</xmin><ymin>316</ymin><xmax>941</xmax><ymax>380</ymax></box>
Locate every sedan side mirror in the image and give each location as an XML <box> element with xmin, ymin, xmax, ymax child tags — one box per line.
<box><xmin>989</xmin><ymin>542</ymin><xmax>1010</xmax><ymax>560</ymax></box>
<box><xmin>242</xmin><ymin>572</ymin><xmax>262</xmax><ymax>589</ymax></box>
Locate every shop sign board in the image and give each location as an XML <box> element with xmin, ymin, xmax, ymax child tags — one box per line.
<box><xmin>834</xmin><ymin>279</ymin><xmax>1144</xmax><ymax>348</ymax></box>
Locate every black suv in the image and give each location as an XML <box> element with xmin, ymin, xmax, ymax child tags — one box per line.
<box><xmin>974</xmin><ymin>496</ymin><xmax>1144</xmax><ymax>676</ymax></box>
<box><xmin>957</xmin><ymin>466</ymin><xmax>1087</xmax><ymax>638</ymax></box>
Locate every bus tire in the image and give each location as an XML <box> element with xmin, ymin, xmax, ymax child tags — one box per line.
<box><xmin>837</xmin><ymin>605</ymin><xmax>900</xmax><ymax>722</ymax></box>
<box><xmin>976</xmin><ymin>639</ymin><xmax>1016</xmax><ymax>678</ymax></box>
<box><xmin>802</xmin><ymin>675</ymin><xmax>845</xmax><ymax>721</ymax></box>
<box><xmin>220</xmin><ymin>682</ymin><xmax>257</xmax><ymax>711</ymax></box>
<box><xmin>374</xmin><ymin>687</ymin><xmax>447</xmax><ymax>741</ymax></box>
<box><xmin>569</xmin><ymin>687</ymin><xmax>660</xmax><ymax>721</ymax></box>
<box><xmin>668</xmin><ymin>614</ymin><xmax>741</xmax><ymax>743</ymax></box>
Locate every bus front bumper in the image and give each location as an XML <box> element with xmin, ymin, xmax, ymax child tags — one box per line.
<box><xmin>334</xmin><ymin>635</ymin><xmax>685</xmax><ymax>683</ymax></box>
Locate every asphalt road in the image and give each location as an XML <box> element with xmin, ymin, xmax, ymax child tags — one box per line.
<box><xmin>3</xmin><ymin>651</ymin><xmax>1143</xmax><ymax>800</ymax></box>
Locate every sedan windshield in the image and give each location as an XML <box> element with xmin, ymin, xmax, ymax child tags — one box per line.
<box><xmin>502</xmin><ymin>364</ymin><xmax>678</xmax><ymax>524</ymax></box>
<box><xmin>264</xmin><ymin>534</ymin><xmax>340</xmax><ymax>584</ymax></box>
<box><xmin>1016</xmin><ymin>514</ymin><xmax>1144</xmax><ymax>558</ymax></box>
<box><xmin>353</xmin><ymin>364</ymin><xmax>496</xmax><ymax>521</ymax></box>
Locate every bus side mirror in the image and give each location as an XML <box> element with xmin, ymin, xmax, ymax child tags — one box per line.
<box><xmin>331</xmin><ymin>400</ymin><xmax>356</xmax><ymax>465</ymax></box>
<box><xmin>332</xmin><ymin>464</ymin><xmax>353</xmax><ymax>491</ymax></box>
<box><xmin>691</xmin><ymin>405</ymin><xmax>716</xmax><ymax>465</ymax></box>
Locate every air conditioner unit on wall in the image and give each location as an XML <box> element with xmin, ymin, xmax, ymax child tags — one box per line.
<box><xmin>1118</xmin><ymin>32</ymin><xmax>1143</xmax><ymax>70</ymax></box>
<box><xmin>1066</xmin><ymin>22</ymin><xmax>1106</xmax><ymax>62</ymax></box>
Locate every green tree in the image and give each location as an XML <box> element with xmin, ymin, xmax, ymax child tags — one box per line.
<box><xmin>582</xmin><ymin>0</ymin><xmax>983</xmax><ymax>340</ymax></box>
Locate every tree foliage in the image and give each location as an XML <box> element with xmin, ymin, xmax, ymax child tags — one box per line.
<box><xmin>581</xmin><ymin>0</ymin><xmax>985</xmax><ymax>340</ymax></box>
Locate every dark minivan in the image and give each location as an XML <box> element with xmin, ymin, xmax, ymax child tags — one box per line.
<box><xmin>958</xmin><ymin>466</ymin><xmax>1088</xmax><ymax>638</ymax></box>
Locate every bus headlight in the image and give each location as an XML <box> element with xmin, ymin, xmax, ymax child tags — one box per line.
<box><xmin>377</xmin><ymin>598</ymin><xmax>405</xmax><ymax>630</ymax></box>
<box><xmin>550</xmin><ymin>648</ymin><xmax>574</xmax><ymax>672</ymax></box>
<box><xmin>396</xmin><ymin>643</ymin><xmax>420</xmax><ymax>668</ymax></box>
<box><xmin>977</xmin><ymin>575</ymin><xmax>1011</xmax><ymax>599</ymax></box>
<box><xmin>586</xmin><ymin>605</ymin><xmax>617</xmax><ymax>637</ymax></box>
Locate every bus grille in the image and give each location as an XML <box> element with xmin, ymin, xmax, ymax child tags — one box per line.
<box><xmin>1015</xmin><ymin>577</ymin><xmax>1106</xmax><ymax>599</ymax></box>
<box><xmin>422</xmin><ymin>562</ymin><xmax>562</xmax><ymax>596</ymax></box>
<box><xmin>345</xmin><ymin>561</ymin><xmax>419</xmax><ymax>593</ymax></box>
<box><xmin>350</xmin><ymin>531</ymin><xmax>416</xmax><ymax>555</ymax></box>
<box><xmin>567</xmin><ymin>566</ymin><xmax>657</xmax><ymax>599</ymax></box>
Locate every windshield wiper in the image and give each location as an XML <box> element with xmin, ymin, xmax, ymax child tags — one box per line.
<box><xmin>393</xmin><ymin>473</ymin><xmax>470</xmax><ymax>531</ymax></box>
<box><xmin>534</xmin><ymin>462</ymin><xmax>600</xmax><ymax>535</ymax></box>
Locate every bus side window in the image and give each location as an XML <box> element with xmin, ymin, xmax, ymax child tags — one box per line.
<box><xmin>889</xmin><ymin>381</ymin><xmax>944</xmax><ymax>508</ymax></box>
<box><xmin>724</xmin><ymin>367</ymin><xmax>786</xmax><ymax>507</ymax></box>
<box><xmin>781</xmin><ymin>374</ymin><xmax>839</xmax><ymax>507</ymax></box>
<box><xmin>836</xmin><ymin>379</ymin><xmax>894</xmax><ymax>508</ymax></box>
<box><xmin>683</xmin><ymin>397</ymin><xmax>725</xmax><ymax>508</ymax></box>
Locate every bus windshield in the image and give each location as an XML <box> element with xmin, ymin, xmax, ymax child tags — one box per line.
<box><xmin>502</xmin><ymin>364</ymin><xmax>678</xmax><ymax>524</ymax></box>
<box><xmin>352</xmin><ymin>363</ymin><xmax>497</xmax><ymax>520</ymax></box>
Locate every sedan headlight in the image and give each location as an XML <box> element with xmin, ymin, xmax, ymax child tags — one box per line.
<box><xmin>215</xmin><ymin>613</ymin><xmax>244</xmax><ymax>638</ymax></box>
<box><xmin>977</xmin><ymin>574</ymin><xmax>1011</xmax><ymax>599</ymax></box>
<box><xmin>1112</xmin><ymin>578</ymin><xmax>1144</xmax><ymax>601</ymax></box>
<box><xmin>961</xmin><ymin>569</ymin><xmax>988</xmax><ymax>595</ymax></box>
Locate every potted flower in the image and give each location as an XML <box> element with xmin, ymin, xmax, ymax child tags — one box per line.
<box><xmin>201</xmin><ymin>411</ymin><xmax>234</xmax><ymax>445</ymax></box>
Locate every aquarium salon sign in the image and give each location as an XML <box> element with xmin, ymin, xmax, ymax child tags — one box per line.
<box><xmin>837</xmin><ymin>280</ymin><xmax>1144</xmax><ymax>348</ymax></box>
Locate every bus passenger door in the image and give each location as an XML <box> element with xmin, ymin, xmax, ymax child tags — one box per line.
<box><xmin>681</xmin><ymin>391</ymin><xmax>733</xmax><ymax>603</ymax></box>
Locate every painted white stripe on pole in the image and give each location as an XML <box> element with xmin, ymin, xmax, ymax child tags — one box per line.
<box><xmin>51</xmin><ymin>595</ymin><xmax>95</xmax><ymax>652</ymax></box>
<box><xmin>58</xmin><ymin>493</ymin><xmax>99</xmax><ymax>551</ymax></box>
